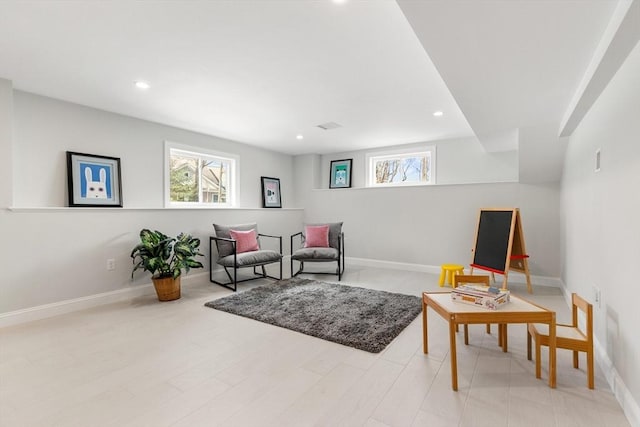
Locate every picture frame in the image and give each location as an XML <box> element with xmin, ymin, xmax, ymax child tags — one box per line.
<box><xmin>329</xmin><ymin>158</ymin><xmax>353</xmax><ymax>189</ymax></box>
<box><xmin>66</xmin><ymin>151</ymin><xmax>123</xmax><ymax>207</ymax></box>
<box><xmin>261</xmin><ymin>176</ymin><xmax>281</xmax><ymax>208</ymax></box>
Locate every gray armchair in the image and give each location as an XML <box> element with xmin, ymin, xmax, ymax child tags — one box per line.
<box><xmin>210</xmin><ymin>223</ymin><xmax>282</xmax><ymax>292</ymax></box>
<box><xmin>290</xmin><ymin>222</ymin><xmax>344</xmax><ymax>281</ymax></box>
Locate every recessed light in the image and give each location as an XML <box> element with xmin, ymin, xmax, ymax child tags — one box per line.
<box><xmin>134</xmin><ymin>80</ymin><xmax>150</xmax><ymax>90</ymax></box>
<box><xmin>296</xmin><ymin>134</ymin><xmax>304</xmax><ymax>140</ymax></box>
<box><xmin>433</xmin><ymin>111</ymin><xmax>443</xmax><ymax>117</ymax></box>
<box><xmin>332</xmin><ymin>0</ymin><xmax>347</xmax><ymax>4</ymax></box>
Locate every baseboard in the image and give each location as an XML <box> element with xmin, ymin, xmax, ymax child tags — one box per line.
<box><xmin>595</xmin><ymin>340</ymin><xmax>640</xmax><ymax>427</ymax></box>
<box><xmin>558</xmin><ymin>286</ymin><xmax>639</xmax><ymax>427</ymax></box>
<box><xmin>0</xmin><ymin>271</ymin><xmax>209</xmax><ymax>328</ymax></box>
<box><xmin>347</xmin><ymin>256</ymin><xmax>441</xmax><ymax>274</ymax></box>
<box><xmin>3</xmin><ymin>255</ymin><xmax>293</xmax><ymax>329</ymax></box>
<box><xmin>345</xmin><ymin>257</ymin><xmax>562</xmax><ymax>288</ymax></box>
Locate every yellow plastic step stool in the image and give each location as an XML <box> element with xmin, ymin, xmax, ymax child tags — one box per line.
<box><xmin>439</xmin><ymin>264</ymin><xmax>465</xmax><ymax>287</ymax></box>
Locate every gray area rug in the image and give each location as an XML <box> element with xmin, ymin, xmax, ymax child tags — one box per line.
<box><xmin>204</xmin><ymin>278</ymin><xmax>422</xmax><ymax>353</ymax></box>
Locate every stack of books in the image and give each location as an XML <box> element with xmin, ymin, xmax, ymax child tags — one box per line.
<box><xmin>451</xmin><ymin>284</ymin><xmax>510</xmax><ymax>310</ymax></box>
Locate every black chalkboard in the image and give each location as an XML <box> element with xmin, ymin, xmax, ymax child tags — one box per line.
<box><xmin>472</xmin><ymin>210</ymin><xmax>514</xmax><ymax>273</ymax></box>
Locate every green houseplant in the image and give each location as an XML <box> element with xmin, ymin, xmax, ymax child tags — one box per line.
<box><xmin>131</xmin><ymin>229</ymin><xmax>204</xmax><ymax>301</ymax></box>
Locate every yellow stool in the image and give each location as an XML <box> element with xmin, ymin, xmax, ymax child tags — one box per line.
<box><xmin>439</xmin><ymin>264</ymin><xmax>465</xmax><ymax>287</ymax></box>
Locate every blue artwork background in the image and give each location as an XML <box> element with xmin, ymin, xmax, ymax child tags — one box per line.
<box><xmin>80</xmin><ymin>162</ymin><xmax>112</xmax><ymax>198</ymax></box>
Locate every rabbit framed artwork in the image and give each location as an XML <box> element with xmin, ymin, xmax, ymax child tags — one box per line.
<box><xmin>66</xmin><ymin>151</ymin><xmax>123</xmax><ymax>207</ymax></box>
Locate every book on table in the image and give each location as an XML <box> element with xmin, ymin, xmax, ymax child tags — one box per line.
<box><xmin>451</xmin><ymin>284</ymin><xmax>510</xmax><ymax>310</ymax></box>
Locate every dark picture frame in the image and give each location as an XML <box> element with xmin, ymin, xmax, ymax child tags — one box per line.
<box><xmin>329</xmin><ymin>158</ymin><xmax>353</xmax><ymax>189</ymax></box>
<box><xmin>66</xmin><ymin>151</ymin><xmax>123</xmax><ymax>207</ymax></box>
<box><xmin>261</xmin><ymin>176</ymin><xmax>281</xmax><ymax>208</ymax></box>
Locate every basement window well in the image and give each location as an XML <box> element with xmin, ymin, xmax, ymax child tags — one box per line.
<box><xmin>164</xmin><ymin>141</ymin><xmax>239</xmax><ymax>207</ymax></box>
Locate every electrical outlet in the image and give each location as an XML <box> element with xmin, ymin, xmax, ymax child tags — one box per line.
<box><xmin>106</xmin><ymin>259</ymin><xmax>116</xmax><ymax>271</ymax></box>
<box><xmin>593</xmin><ymin>285</ymin><xmax>601</xmax><ymax>309</ymax></box>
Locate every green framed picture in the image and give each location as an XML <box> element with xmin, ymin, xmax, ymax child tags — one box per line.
<box><xmin>330</xmin><ymin>159</ymin><xmax>352</xmax><ymax>189</ymax></box>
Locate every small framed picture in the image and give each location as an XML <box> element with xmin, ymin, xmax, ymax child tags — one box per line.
<box><xmin>261</xmin><ymin>176</ymin><xmax>281</xmax><ymax>208</ymax></box>
<box><xmin>66</xmin><ymin>151</ymin><xmax>123</xmax><ymax>207</ymax></box>
<box><xmin>329</xmin><ymin>158</ymin><xmax>352</xmax><ymax>189</ymax></box>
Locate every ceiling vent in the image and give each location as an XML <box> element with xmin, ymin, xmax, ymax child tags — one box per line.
<box><xmin>317</xmin><ymin>122</ymin><xmax>342</xmax><ymax>130</ymax></box>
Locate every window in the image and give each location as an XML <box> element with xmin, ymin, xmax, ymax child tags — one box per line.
<box><xmin>366</xmin><ymin>146</ymin><xmax>436</xmax><ymax>187</ymax></box>
<box><xmin>165</xmin><ymin>142</ymin><xmax>238</xmax><ymax>207</ymax></box>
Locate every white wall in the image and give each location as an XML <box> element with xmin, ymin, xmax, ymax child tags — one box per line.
<box><xmin>0</xmin><ymin>79</ymin><xmax>12</xmax><ymax>208</ymax></box>
<box><xmin>319</xmin><ymin>136</ymin><xmax>518</xmax><ymax>189</ymax></box>
<box><xmin>1</xmin><ymin>208</ymin><xmax>301</xmax><ymax>313</ymax></box>
<box><xmin>13</xmin><ymin>91</ymin><xmax>295</xmax><ymax>209</ymax></box>
<box><xmin>561</xmin><ymin>42</ymin><xmax>640</xmax><ymax>420</ymax></box>
<box><xmin>296</xmin><ymin>152</ymin><xmax>560</xmax><ymax>279</ymax></box>
<box><xmin>293</xmin><ymin>154</ymin><xmax>321</xmax><ymax>207</ymax></box>
<box><xmin>1</xmin><ymin>90</ymin><xmax>302</xmax><ymax>314</ymax></box>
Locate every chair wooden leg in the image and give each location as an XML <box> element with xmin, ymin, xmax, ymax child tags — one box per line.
<box><xmin>573</xmin><ymin>351</ymin><xmax>579</xmax><ymax>369</ymax></box>
<box><xmin>486</xmin><ymin>324</ymin><xmax>491</xmax><ymax>334</ymax></box>
<box><xmin>501</xmin><ymin>324</ymin><xmax>508</xmax><ymax>352</ymax></box>
<box><xmin>527</xmin><ymin>330</ymin><xmax>532</xmax><ymax>360</ymax></box>
<box><xmin>535</xmin><ymin>341</ymin><xmax>542</xmax><ymax>379</ymax></box>
<box><xmin>464</xmin><ymin>324</ymin><xmax>469</xmax><ymax>345</ymax></box>
<box><xmin>587</xmin><ymin>349</ymin><xmax>595</xmax><ymax>389</ymax></box>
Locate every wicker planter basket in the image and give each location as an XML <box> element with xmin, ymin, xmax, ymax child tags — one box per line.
<box><xmin>152</xmin><ymin>276</ymin><xmax>181</xmax><ymax>301</ymax></box>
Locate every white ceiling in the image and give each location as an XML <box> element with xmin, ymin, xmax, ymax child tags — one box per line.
<box><xmin>0</xmin><ymin>0</ymin><xmax>473</xmax><ymax>155</ymax></box>
<box><xmin>0</xmin><ymin>0</ymin><xmax>637</xmax><ymax>180</ymax></box>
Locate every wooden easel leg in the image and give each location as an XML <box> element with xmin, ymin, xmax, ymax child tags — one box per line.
<box><xmin>524</xmin><ymin>259</ymin><xmax>532</xmax><ymax>294</ymax></box>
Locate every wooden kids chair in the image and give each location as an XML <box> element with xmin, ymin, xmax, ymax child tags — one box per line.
<box><xmin>527</xmin><ymin>293</ymin><xmax>594</xmax><ymax>388</ymax></box>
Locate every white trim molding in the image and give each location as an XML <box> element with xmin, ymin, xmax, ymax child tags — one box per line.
<box><xmin>0</xmin><ymin>271</ymin><xmax>209</xmax><ymax>328</ymax></box>
<box><xmin>559</xmin><ymin>287</ymin><xmax>640</xmax><ymax>427</ymax></box>
<box><xmin>2</xmin><ymin>256</ymin><xmax>293</xmax><ymax>328</ymax></box>
<box><xmin>345</xmin><ymin>257</ymin><xmax>563</xmax><ymax>288</ymax></box>
<box><xmin>595</xmin><ymin>340</ymin><xmax>640</xmax><ymax>427</ymax></box>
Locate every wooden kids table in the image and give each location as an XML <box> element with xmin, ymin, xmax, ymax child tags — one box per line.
<box><xmin>422</xmin><ymin>292</ymin><xmax>556</xmax><ymax>391</ymax></box>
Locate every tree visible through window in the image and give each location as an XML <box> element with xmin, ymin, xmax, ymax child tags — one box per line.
<box><xmin>368</xmin><ymin>149</ymin><xmax>434</xmax><ymax>186</ymax></box>
<box><xmin>166</xmin><ymin>143</ymin><xmax>237</xmax><ymax>207</ymax></box>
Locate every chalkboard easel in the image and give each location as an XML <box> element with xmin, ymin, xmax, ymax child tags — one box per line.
<box><xmin>469</xmin><ymin>208</ymin><xmax>532</xmax><ymax>293</ymax></box>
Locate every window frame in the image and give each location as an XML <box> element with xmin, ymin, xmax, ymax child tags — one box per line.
<box><xmin>164</xmin><ymin>141</ymin><xmax>239</xmax><ymax>208</ymax></box>
<box><xmin>365</xmin><ymin>145</ymin><xmax>436</xmax><ymax>187</ymax></box>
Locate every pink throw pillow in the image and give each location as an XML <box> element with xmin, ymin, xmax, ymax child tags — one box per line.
<box><xmin>304</xmin><ymin>225</ymin><xmax>330</xmax><ymax>248</ymax></box>
<box><xmin>229</xmin><ymin>229</ymin><xmax>260</xmax><ymax>254</ymax></box>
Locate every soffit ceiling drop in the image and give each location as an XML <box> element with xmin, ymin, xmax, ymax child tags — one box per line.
<box><xmin>0</xmin><ymin>0</ymin><xmax>630</xmax><ymax>181</ymax></box>
<box><xmin>397</xmin><ymin>0</ymin><xmax>626</xmax><ymax>182</ymax></box>
<box><xmin>0</xmin><ymin>0</ymin><xmax>473</xmax><ymax>155</ymax></box>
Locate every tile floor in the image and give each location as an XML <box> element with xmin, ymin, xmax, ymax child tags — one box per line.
<box><xmin>0</xmin><ymin>266</ymin><xmax>631</xmax><ymax>427</ymax></box>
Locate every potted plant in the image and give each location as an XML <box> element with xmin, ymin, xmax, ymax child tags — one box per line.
<box><xmin>131</xmin><ymin>229</ymin><xmax>204</xmax><ymax>301</ymax></box>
